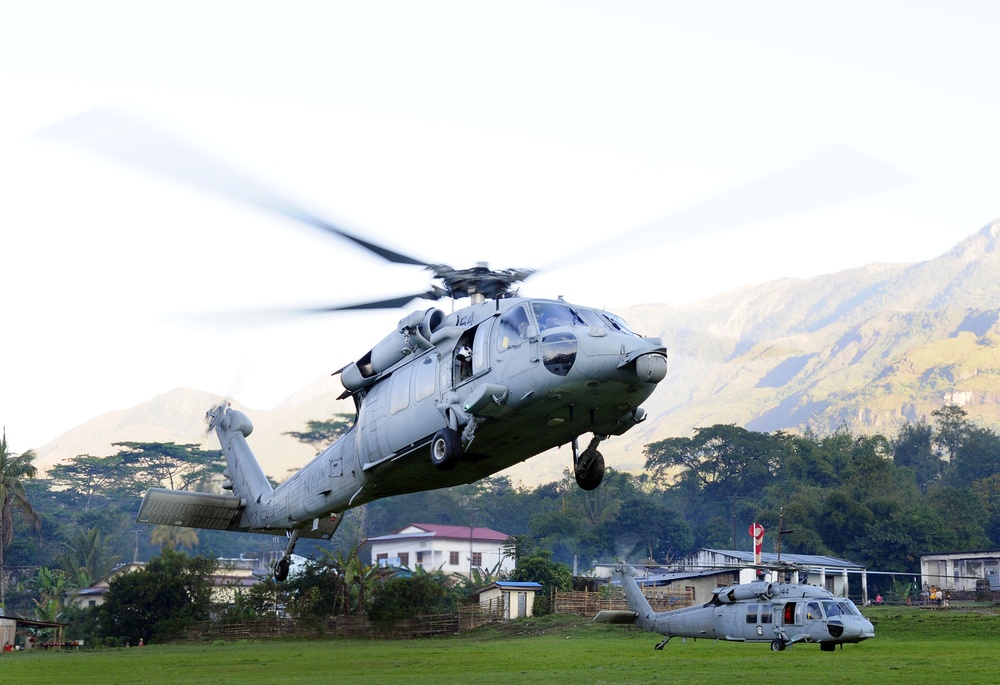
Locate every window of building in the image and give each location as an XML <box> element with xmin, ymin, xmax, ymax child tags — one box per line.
<box><xmin>399</xmin><ymin>552</ymin><xmax>409</xmax><ymax>567</ymax></box>
<box><xmin>416</xmin><ymin>551</ymin><xmax>425</xmax><ymax>564</ymax></box>
<box><xmin>377</xmin><ymin>553</ymin><xmax>388</xmax><ymax>561</ymax></box>
<box><xmin>449</xmin><ymin>551</ymin><xmax>460</xmax><ymax>565</ymax></box>
<box><xmin>471</xmin><ymin>552</ymin><xmax>482</xmax><ymax>567</ymax></box>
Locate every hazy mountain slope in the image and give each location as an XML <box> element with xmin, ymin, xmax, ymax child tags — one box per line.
<box><xmin>611</xmin><ymin>219</ymin><xmax>1000</xmax><ymax>469</ymax></box>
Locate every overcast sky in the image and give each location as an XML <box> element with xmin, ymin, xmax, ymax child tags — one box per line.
<box><xmin>2</xmin><ymin>1</ymin><xmax>998</xmax><ymax>453</ymax></box>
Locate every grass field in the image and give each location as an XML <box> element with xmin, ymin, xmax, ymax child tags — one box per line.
<box><xmin>2</xmin><ymin>607</ymin><xmax>999</xmax><ymax>685</ymax></box>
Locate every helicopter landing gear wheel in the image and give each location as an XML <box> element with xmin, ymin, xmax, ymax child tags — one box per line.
<box><xmin>771</xmin><ymin>639</ymin><xmax>785</xmax><ymax>652</ymax></box>
<box><xmin>273</xmin><ymin>556</ymin><xmax>290</xmax><ymax>582</ymax></box>
<box><xmin>430</xmin><ymin>428</ymin><xmax>462</xmax><ymax>471</ymax></box>
<box><xmin>575</xmin><ymin>449</ymin><xmax>605</xmax><ymax>491</ymax></box>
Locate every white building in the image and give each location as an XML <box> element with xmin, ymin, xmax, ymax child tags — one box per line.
<box><xmin>673</xmin><ymin>548</ymin><xmax>868</xmax><ymax>601</ymax></box>
<box><xmin>369</xmin><ymin>523</ymin><xmax>514</xmax><ymax>578</ymax></box>
<box><xmin>920</xmin><ymin>549</ymin><xmax>1000</xmax><ymax>592</ymax></box>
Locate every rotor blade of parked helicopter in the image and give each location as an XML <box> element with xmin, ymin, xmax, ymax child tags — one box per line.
<box><xmin>542</xmin><ymin>144</ymin><xmax>911</xmax><ymax>272</ymax></box>
<box><xmin>35</xmin><ymin>107</ymin><xmax>429</xmax><ymax>267</ymax></box>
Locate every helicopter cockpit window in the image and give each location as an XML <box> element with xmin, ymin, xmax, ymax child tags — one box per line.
<box><xmin>806</xmin><ymin>601</ymin><xmax>823</xmax><ymax>621</ymax></box>
<box><xmin>532</xmin><ymin>302</ymin><xmax>587</xmax><ymax>332</ymax></box>
<box><xmin>822</xmin><ymin>601</ymin><xmax>843</xmax><ymax>618</ymax></box>
<box><xmin>497</xmin><ymin>306</ymin><xmax>531</xmax><ymax>351</ymax></box>
<box><xmin>599</xmin><ymin>310</ymin><xmax>641</xmax><ymax>337</ymax></box>
<box><xmin>836</xmin><ymin>601</ymin><xmax>861</xmax><ymax>617</ymax></box>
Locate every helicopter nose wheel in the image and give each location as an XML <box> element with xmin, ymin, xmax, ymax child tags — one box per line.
<box><xmin>573</xmin><ymin>435</ymin><xmax>607</xmax><ymax>491</ymax></box>
<box><xmin>430</xmin><ymin>428</ymin><xmax>462</xmax><ymax>471</ymax></box>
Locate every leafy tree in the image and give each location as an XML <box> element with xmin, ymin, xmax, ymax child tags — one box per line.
<box><xmin>892</xmin><ymin>420</ymin><xmax>942</xmax><ymax>492</ymax></box>
<box><xmin>56</xmin><ymin>526</ymin><xmax>122</xmax><ymax>586</ymax></box>
<box><xmin>945</xmin><ymin>425</ymin><xmax>1000</xmax><ymax>489</ymax></box>
<box><xmin>507</xmin><ymin>541</ymin><xmax>572</xmax><ymax>615</ymax></box>
<box><xmin>932</xmin><ymin>405</ymin><xmax>971</xmax><ymax>463</ymax></box>
<box><xmin>150</xmin><ymin>524</ymin><xmax>200</xmax><ymax>552</ymax></box>
<box><xmin>368</xmin><ymin>569</ymin><xmax>457</xmax><ymax>624</ymax></box>
<box><xmin>113</xmin><ymin>441</ymin><xmax>225</xmax><ymax>492</ymax></box>
<box><xmin>98</xmin><ymin>549</ymin><xmax>216</xmax><ymax>644</ymax></box>
<box><xmin>1</xmin><ymin>430</ymin><xmax>39</xmax><ymax>610</ymax></box>
<box><xmin>47</xmin><ymin>454</ymin><xmax>134</xmax><ymax>510</ymax></box>
<box><xmin>284</xmin><ymin>413</ymin><xmax>354</xmax><ymax>448</ymax></box>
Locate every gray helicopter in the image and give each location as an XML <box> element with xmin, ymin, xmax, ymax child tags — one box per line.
<box><xmin>595</xmin><ymin>563</ymin><xmax>875</xmax><ymax>652</ymax></box>
<box><xmin>38</xmin><ymin>110</ymin><xmax>667</xmax><ymax>581</ymax></box>
<box><xmin>39</xmin><ymin>109</ymin><xmax>904</xmax><ymax>582</ymax></box>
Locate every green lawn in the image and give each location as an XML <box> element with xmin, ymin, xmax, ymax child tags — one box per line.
<box><xmin>2</xmin><ymin>608</ymin><xmax>997</xmax><ymax>685</ymax></box>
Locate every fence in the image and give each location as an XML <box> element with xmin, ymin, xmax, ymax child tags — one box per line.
<box><xmin>552</xmin><ymin>586</ymin><xmax>694</xmax><ymax>615</ymax></box>
<box><xmin>181</xmin><ymin>586</ymin><xmax>690</xmax><ymax>641</ymax></box>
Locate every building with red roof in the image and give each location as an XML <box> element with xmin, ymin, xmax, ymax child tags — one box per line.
<box><xmin>368</xmin><ymin>523</ymin><xmax>514</xmax><ymax>578</ymax></box>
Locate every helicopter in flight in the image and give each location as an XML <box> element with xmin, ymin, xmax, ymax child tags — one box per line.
<box><xmin>37</xmin><ymin>108</ymin><xmax>905</xmax><ymax>582</ymax></box>
<box><xmin>38</xmin><ymin>109</ymin><xmax>668</xmax><ymax>580</ymax></box>
<box><xmin>594</xmin><ymin>563</ymin><xmax>875</xmax><ymax>652</ymax></box>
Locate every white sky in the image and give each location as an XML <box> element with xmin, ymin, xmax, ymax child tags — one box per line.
<box><xmin>2</xmin><ymin>1</ymin><xmax>998</xmax><ymax>453</ymax></box>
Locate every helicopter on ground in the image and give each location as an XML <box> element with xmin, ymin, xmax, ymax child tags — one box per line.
<box><xmin>594</xmin><ymin>562</ymin><xmax>875</xmax><ymax>652</ymax></box>
<box><xmin>38</xmin><ymin>109</ymin><xmax>668</xmax><ymax>581</ymax></box>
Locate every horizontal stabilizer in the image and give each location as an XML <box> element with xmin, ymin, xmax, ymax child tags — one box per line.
<box><xmin>137</xmin><ymin>488</ymin><xmax>243</xmax><ymax>531</ymax></box>
<box><xmin>593</xmin><ymin>610</ymin><xmax>638</xmax><ymax>624</ymax></box>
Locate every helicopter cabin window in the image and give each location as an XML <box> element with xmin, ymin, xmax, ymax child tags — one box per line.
<box><xmin>497</xmin><ymin>305</ymin><xmax>531</xmax><ymax>350</ymax></box>
<box><xmin>414</xmin><ymin>355</ymin><xmax>436</xmax><ymax>401</ymax></box>
<box><xmin>745</xmin><ymin>603</ymin><xmax>759</xmax><ymax>624</ymax></box>
<box><xmin>759</xmin><ymin>604</ymin><xmax>772</xmax><ymax>624</ymax></box>
<box><xmin>532</xmin><ymin>302</ymin><xmax>587</xmax><ymax>332</ymax></box>
<box><xmin>389</xmin><ymin>365</ymin><xmax>412</xmax><ymax>415</ymax></box>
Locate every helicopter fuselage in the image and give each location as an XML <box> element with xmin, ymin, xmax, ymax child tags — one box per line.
<box><xmin>252</xmin><ymin>296</ymin><xmax>665</xmax><ymax>530</ymax></box>
<box><xmin>138</xmin><ymin>296</ymin><xmax>667</xmax><ymax>551</ymax></box>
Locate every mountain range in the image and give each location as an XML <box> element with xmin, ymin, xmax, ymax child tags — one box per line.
<box><xmin>34</xmin><ymin>219</ymin><xmax>1000</xmax><ymax>485</ymax></box>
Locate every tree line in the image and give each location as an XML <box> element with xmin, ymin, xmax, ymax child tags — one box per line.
<box><xmin>2</xmin><ymin>405</ymin><xmax>1000</xmax><ymax>642</ymax></box>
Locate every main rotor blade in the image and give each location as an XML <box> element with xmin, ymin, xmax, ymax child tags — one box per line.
<box><xmin>544</xmin><ymin>144</ymin><xmax>911</xmax><ymax>271</ymax></box>
<box><xmin>303</xmin><ymin>290</ymin><xmax>444</xmax><ymax>312</ymax></box>
<box><xmin>175</xmin><ymin>290</ymin><xmax>444</xmax><ymax>329</ymax></box>
<box><xmin>36</xmin><ymin>107</ymin><xmax>429</xmax><ymax>267</ymax></box>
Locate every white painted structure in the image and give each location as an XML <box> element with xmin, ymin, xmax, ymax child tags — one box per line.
<box><xmin>673</xmin><ymin>548</ymin><xmax>868</xmax><ymax>602</ymax></box>
<box><xmin>920</xmin><ymin>549</ymin><xmax>1000</xmax><ymax>592</ymax></box>
<box><xmin>369</xmin><ymin>523</ymin><xmax>513</xmax><ymax>578</ymax></box>
<box><xmin>474</xmin><ymin>581</ymin><xmax>543</xmax><ymax>619</ymax></box>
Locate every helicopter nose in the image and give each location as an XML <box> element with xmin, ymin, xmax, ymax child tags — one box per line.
<box><xmin>634</xmin><ymin>351</ymin><xmax>668</xmax><ymax>383</ymax></box>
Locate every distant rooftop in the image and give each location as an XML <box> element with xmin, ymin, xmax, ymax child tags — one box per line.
<box><xmin>369</xmin><ymin>523</ymin><xmax>511</xmax><ymax>543</ymax></box>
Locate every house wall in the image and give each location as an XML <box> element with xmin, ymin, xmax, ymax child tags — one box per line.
<box><xmin>478</xmin><ymin>588</ymin><xmax>535</xmax><ymax>619</ymax></box>
<box><xmin>921</xmin><ymin>552</ymin><xmax>1000</xmax><ymax>591</ymax></box>
<box><xmin>371</xmin><ymin>537</ymin><xmax>513</xmax><ymax>577</ymax></box>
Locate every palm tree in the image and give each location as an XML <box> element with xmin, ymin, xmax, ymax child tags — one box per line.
<box><xmin>150</xmin><ymin>524</ymin><xmax>199</xmax><ymax>552</ymax></box>
<box><xmin>0</xmin><ymin>429</ymin><xmax>39</xmax><ymax>611</ymax></box>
